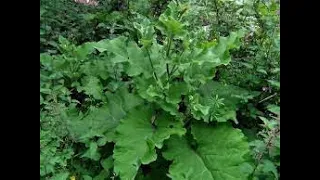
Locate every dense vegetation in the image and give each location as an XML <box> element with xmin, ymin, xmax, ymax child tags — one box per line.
<box><xmin>40</xmin><ymin>0</ymin><xmax>280</xmax><ymax>179</ymax></box>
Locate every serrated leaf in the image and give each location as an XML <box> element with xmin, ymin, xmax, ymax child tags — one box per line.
<box><xmin>113</xmin><ymin>107</ymin><xmax>186</xmax><ymax>180</ymax></box>
<box><xmin>254</xmin><ymin>159</ymin><xmax>279</xmax><ymax>180</ymax></box>
<box><xmin>163</xmin><ymin>123</ymin><xmax>253</xmax><ymax>180</ymax></box>
<box><xmin>259</xmin><ymin>116</ymin><xmax>278</xmax><ymax>130</ymax></box>
<box><xmin>261</xmin><ymin>160</ymin><xmax>278</xmax><ymax>179</ymax></box>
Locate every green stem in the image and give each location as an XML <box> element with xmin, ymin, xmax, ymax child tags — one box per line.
<box><xmin>146</xmin><ymin>48</ymin><xmax>159</xmax><ymax>81</ymax></box>
<box><xmin>166</xmin><ymin>34</ymin><xmax>173</xmax><ymax>80</ymax></box>
<box><xmin>169</xmin><ymin>50</ymin><xmax>185</xmax><ymax>78</ymax></box>
<box><xmin>169</xmin><ymin>65</ymin><xmax>179</xmax><ymax>78</ymax></box>
<box><xmin>166</xmin><ymin>35</ymin><xmax>172</xmax><ymax>57</ymax></box>
<box><xmin>166</xmin><ymin>64</ymin><xmax>170</xmax><ymax>80</ymax></box>
<box><xmin>169</xmin><ymin>65</ymin><xmax>177</xmax><ymax>76</ymax></box>
<box><xmin>113</xmin><ymin>67</ymin><xmax>117</xmax><ymax>80</ymax></box>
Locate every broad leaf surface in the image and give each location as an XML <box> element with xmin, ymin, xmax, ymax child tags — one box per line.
<box><xmin>113</xmin><ymin>107</ymin><xmax>186</xmax><ymax>180</ymax></box>
<box><xmin>163</xmin><ymin>123</ymin><xmax>253</xmax><ymax>180</ymax></box>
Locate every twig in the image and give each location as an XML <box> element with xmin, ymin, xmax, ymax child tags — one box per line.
<box><xmin>258</xmin><ymin>93</ymin><xmax>277</xmax><ymax>103</ymax></box>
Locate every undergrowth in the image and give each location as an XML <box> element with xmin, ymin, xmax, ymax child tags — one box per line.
<box><xmin>40</xmin><ymin>0</ymin><xmax>280</xmax><ymax>179</ymax></box>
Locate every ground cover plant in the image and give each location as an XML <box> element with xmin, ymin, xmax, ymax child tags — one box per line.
<box><xmin>40</xmin><ymin>0</ymin><xmax>280</xmax><ymax>179</ymax></box>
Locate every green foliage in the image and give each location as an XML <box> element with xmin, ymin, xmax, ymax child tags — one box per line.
<box><xmin>249</xmin><ymin>105</ymin><xmax>280</xmax><ymax>180</ymax></box>
<box><xmin>41</xmin><ymin>0</ymin><xmax>280</xmax><ymax>179</ymax></box>
<box><xmin>190</xmin><ymin>81</ymin><xmax>258</xmax><ymax>123</ymax></box>
<box><xmin>40</xmin><ymin>0</ymin><xmax>130</xmax><ymax>53</ymax></box>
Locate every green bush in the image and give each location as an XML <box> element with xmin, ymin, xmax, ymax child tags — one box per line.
<box><xmin>40</xmin><ymin>0</ymin><xmax>280</xmax><ymax>179</ymax></box>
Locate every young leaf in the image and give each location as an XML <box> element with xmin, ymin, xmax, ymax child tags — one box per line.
<box><xmin>135</xmin><ymin>77</ymin><xmax>182</xmax><ymax>116</ymax></box>
<box><xmin>133</xmin><ymin>15</ymin><xmax>155</xmax><ymax>48</ymax></box>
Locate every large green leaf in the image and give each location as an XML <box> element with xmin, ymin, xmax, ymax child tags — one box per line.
<box><xmin>163</xmin><ymin>123</ymin><xmax>253</xmax><ymax>180</ymax></box>
<box><xmin>113</xmin><ymin>107</ymin><xmax>186</xmax><ymax>180</ymax></box>
<box><xmin>80</xmin><ymin>60</ymin><xmax>109</xmax><ymax>80</ymax></box>
<box><xmin>135</xmin><ymin>155</ymin><xmax>171</xmax><ymax>180</ymax></box>
<box><xmin>166</xmin><ymin>81</ymin><xmax>189</xmax><ymax>104</ymax></box>
<box><xmin>182</xmin><ymin>30</ymin><xmax>245</xmax><ymax>85</ymax></box>
<box><xmin>93</xmin><ymin>36</ymin><xmax>128</xmax><ymax>56</ymax></box>
<box><xmin>66</xmin><ymin>86</ymin><xmax>143</xmax><ymax>143</ymax></box>
<box><xmin>74</xmin><ymin>42</ymin><xmax>96</xmax><ymax>60</ymax></box>
<box><xmin>126</xmin><ymin>41</ymin><xmax>153</xmax><ymax>77</ymax></box>
<box><xmin>94</xmin><ymin>37</ymin><xmax>154</xmax><ymax>78</ymax></box>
